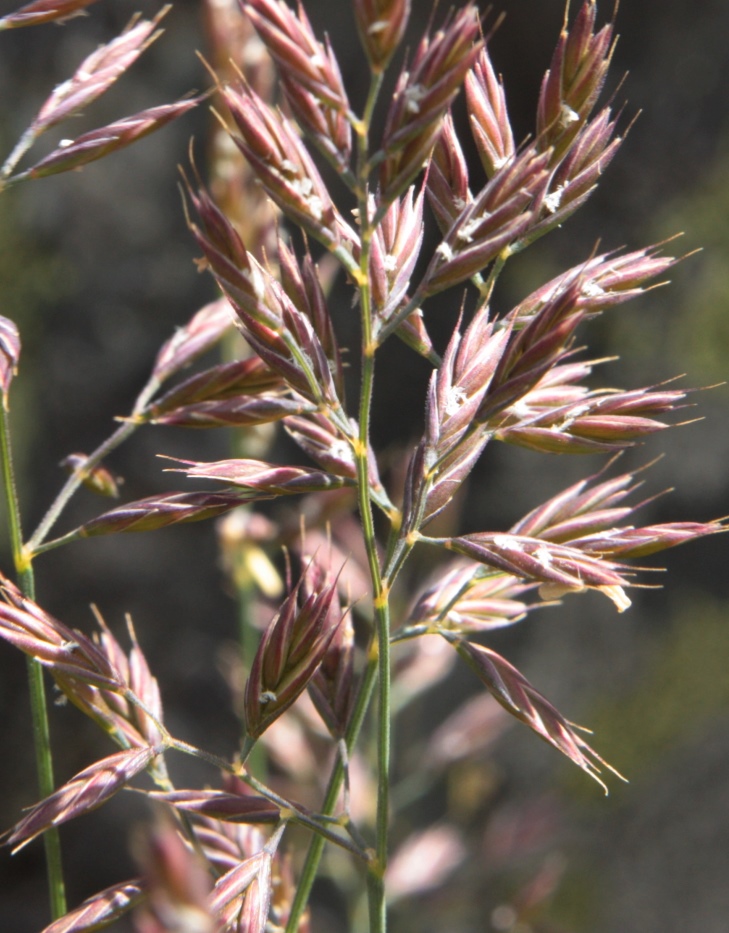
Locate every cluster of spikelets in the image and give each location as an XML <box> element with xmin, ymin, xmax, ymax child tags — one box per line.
<box><xmin>0</xmin><ymin>0</ymin><xmax>726</xmax><ymax>930</ymax></box>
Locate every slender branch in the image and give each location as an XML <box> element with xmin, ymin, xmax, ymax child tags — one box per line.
<box><xmin>168</xmin><ymin>736</ymin><xmax>367</xmax><ymax>861</ymax></box>
<box><xmin>168</xmin><ymin>737</ymin><xmax>237</xmax><ymax>775</ymax></box>
<box><xmin>30</xmin><ymin>529</ymin><xmax>85</xmax><ymax>558</ymax></box>
<box><xmin>243</xmin><ymin>773</ymin><xmax>368</xmax><ymax>861</ymax></box>
<box><xmin>389</xmin><ymin>623</ymin><xmax>432</xmax><ymax>644</ymax></box>
<box><xmin>0</xmin><ymin>125</ymin><xmax>39</xmax><ymax>184</ymax></box>
<box><xmin>389</xmin><ymin>566</ymin><xmax>489</xmax><ymax>645</ymax></box>
<box><xmin>26</xmin><ymin>376</ymin><xmax>161</xmax><ymax>553</ymax></box>
<box><xmin>379</xmin><ymin>250</ymin><xmax>509</xmax><ymax>350</ymax></box>
<box><xmin>377</xmin><ymin>290</ymin><xmax>425</xmax><ymax>347</ymax></box>
<box><xmin>476</xmin><ymin>250</ymin><xmax>508</xmax><ymax>308</ymax></box>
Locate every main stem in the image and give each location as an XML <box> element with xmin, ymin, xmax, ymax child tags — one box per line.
<box><xmin>351</xmin><ymin>71</ymin><xmax>391</xmax><ymax>933</ymax></box>
<box><xmin>358</xmin><ymin>338</ymin><xmax>390</xmax><ymax>933</ymax></box>
<box><xmin>0</xmin><ymin>404</ymin><xmax>66</xmax><ymax>919</ymax></box>
<box><xmin>284</xmin><ymin>656</ymin><xmax>378</xmax><ymax>932</ymax></box>
<box><xmin>284</xmin><ymin>66</ymin><xmax>394</xmax><ymax>933</ymax></box>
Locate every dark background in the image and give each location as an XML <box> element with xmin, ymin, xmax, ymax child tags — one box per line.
<box><xmin>1</xmin><ymin>1</ymin><xmax>728</xmax><ymax>930</ymax></box>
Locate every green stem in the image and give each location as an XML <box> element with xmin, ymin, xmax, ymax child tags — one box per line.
<box><xmin>0</xmin><ymin>403</ymin><xmax>66</xmax><ymax>919</ymax></box>
<box><xmin>351</xmin><ymin>70</ymin><xmax>392</xmax><ymax>933</ymax></box>
<box><xmin>25</xmin><ymin>657</ymin><xmax>66</xmax><ymax>918</ymax></box>
<box><xmin>0</xmin><ymin>407</ymin><xmax>25</xmax><ymax>577</ymax></box>
<box><xmin>286</xmin><ymin>65</ymin><xmax>397</xmax><ymax>933</ymax></box>
<box><xmin>285</xmin><ymin>655</ymin><xmax>378</xmax><ymax>933</ymax></box>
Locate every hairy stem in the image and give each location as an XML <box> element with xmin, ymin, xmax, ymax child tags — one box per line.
<box><xmin>0</xmin><ymin>125</ymin><xmax>38</xmax><ymax>184</ymax></box>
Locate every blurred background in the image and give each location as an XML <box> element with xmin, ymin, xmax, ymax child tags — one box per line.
<box><xmin>1</xmin><ymin>0</ymin><xmax>728</xmax><ymax>930</ymax></box>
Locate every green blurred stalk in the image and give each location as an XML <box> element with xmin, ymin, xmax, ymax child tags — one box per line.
<box><xmin>0</xmin><ymin>402</ymin><xmax>66</xmax><ymax>919</ymax></box>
